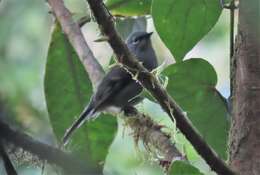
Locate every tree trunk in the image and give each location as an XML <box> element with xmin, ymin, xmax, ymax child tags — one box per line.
<box><xmin>229</xmin><ymin>0</ymin><xmax>260</xmax><ymax>174</ymax></box>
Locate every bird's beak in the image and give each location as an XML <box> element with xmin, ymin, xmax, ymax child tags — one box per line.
<box><xmin>144</xmin><ymin>32</ymin><xmax>153</xmax><ymax>39</ymax></box>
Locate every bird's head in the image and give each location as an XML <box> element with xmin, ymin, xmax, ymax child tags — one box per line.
<box><xmin>126</xmin><ymin>31</ymin><xmax>153</xmax><ymax>51</ymax></box>
<box><xmin>126</xmin><ymin>31</ymin><xmax>157</xmax><ymax>71</ymax></box>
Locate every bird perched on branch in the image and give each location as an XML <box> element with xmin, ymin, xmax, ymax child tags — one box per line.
<box><xmin>63</xmin><ymin>31</ymin><xmax>158</xmax><ymax>145</ymax></box>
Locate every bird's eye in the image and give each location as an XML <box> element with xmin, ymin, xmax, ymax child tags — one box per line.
<box><xmin>132</xmin><ymin>38</ymin><xmax>140</xmax><ymax>45</ymax></box>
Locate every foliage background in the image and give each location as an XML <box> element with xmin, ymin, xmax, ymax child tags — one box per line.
<box><xmin>0</xmin><ymin>0</ymin><xmax>231</xmax><ymax>174</ymax></box>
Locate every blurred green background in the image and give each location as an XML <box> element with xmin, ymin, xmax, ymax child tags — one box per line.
<box><xmin>0</xmin><ymin>0</ymin><xmax>231</xmax><ymax>174</ymax></box>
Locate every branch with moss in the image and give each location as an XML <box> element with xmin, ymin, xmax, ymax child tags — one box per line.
<box><xmin>124</xmin><ymin>108</ymin><xmax>183</xmax><ymax>165</ymax></box>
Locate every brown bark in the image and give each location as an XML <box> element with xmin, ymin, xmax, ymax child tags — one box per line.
<box><xmin>229</xmin><ymin>0</ymin><xmax>260</xmax><ymax>174</ymax></box>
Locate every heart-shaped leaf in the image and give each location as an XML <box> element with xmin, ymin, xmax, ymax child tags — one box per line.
<box><xmin>152</xmin><ymin>0</ymin><xmax>222</xmax><ymax>61</ymax></box>
<box><xmin>163</xmin><ymin>58</ymin><xmax>229</xmax><ymax>159</ymax></box>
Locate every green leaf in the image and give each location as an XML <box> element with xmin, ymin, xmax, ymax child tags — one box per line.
<box><xmin>163</xmin><ymin>58</ymin><xmax>229</xmax><ymax>159</ymax></box>
<box><xmin>169</xmin><ymin>161</ymin><xmax>204</xmax><ymax>175</ymax></box>
<box><xmin>44</xmin><ymin>24</ymin><xmax>117</xmax><ymax>171</ymax></box>
<box><xmin>106</xmin><ymin>0</ymin><xmax>152</xmax><ymax>16</ymax></box>
<box><xmin>152</xmin><ymin>0</ymin><xmax>222</xmax><ymax>61</ymax></box>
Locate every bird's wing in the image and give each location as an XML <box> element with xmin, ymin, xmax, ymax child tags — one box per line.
<box><xmin>62</xmin><ymin>66</ymin><xmax>131</xmax><ymax>145</ymax></box>
<box><xmin>92</xmin><ymin>66</ymin><xmax>132</xmax><ymax>109</ymax></box>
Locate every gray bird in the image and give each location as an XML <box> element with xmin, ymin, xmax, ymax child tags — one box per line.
<box><xmin>63</xmin><ymin>31</ymin><xmax>157</xmax><ymax>144</ymax></box>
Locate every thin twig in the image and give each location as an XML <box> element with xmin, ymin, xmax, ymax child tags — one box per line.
<box><xmin>85</xmin><ymin>0</ymin><xmax>236</xmax><ymax>174</ymax></box>
<box><xmin>229</xmin><ymin>0</ymin><xmax>236</xmax><ymax>102</ymax></box>
<box><xmin>229</xmin><ymin>0</ymin><xmax>235</xmax><ymax>59</ymax></box>
<box><xmin>221</xmin><ymin>0</ymin><xmax>238</xmax><ymax>106</ymax></box>
<box><xmin>224</xmin><ymin>0</ymin><xmax>238</xmax><ymax>59</ymax></box>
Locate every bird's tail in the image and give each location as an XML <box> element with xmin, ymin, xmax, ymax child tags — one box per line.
<box><xmin>62</xmin><ymin>104</ymin><xmax>96</xmax><ymax>146</ymax></box>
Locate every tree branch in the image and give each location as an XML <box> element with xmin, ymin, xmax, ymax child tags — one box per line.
<box><xmin>0</xmin><ymin>142</ymin><xmax>17</xmax><ymax>175</ymax></box>
<box><xmin>0</xmin><ymin>120</ymin><xmax>95</xmax><ymax>174</ymax></box>
<box><xmin>47</xmin><ymin>0</ymin><xmax>183</xmax><ymax>167</ymax></box>
<box><xmin>48</xmin><ymin>0</ymin><xmax>104</xmax><ymax>88</ymax></box>
<box><xmin>124</xmin><ymin>108</ymin><xmax>183</xmax><ymax>164</ymax></box>
<box><xmin>84</xmin><ymin>0</ymin><xmax>236</xmax><ymax>175</ymax></box>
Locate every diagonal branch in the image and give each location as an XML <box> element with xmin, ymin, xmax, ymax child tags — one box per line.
<box><xmin>84</xmin><ymin>0</ymin><xmax>236</xmax><ymax>175</ymax></box>
<box><xmin>48</xmin><ymin>0</ymin><xmax>104</xmax><ymax>88</ymax></box>
<box><xmin>47</xmin><ymin>0</ymin><xmax>182</xmax><ymax>167</ymax></box>
<box><xmin>0</xmin><ymin>120</ymin><xmax>96</xmax><ymax>174</ymax></box>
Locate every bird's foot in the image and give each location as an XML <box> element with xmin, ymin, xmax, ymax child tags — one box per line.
<box><xmin>123</xmin><ymin>106</ymin><xmax>138</xmax><ymax>117</ymax></box>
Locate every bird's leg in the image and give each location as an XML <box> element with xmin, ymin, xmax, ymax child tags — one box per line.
<box><xmin>123</xmin><ymin>106</ymin><xmax>138</xmax><ymax>117</ymax></box>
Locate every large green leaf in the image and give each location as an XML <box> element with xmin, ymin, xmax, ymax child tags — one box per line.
<box><xmin>163</xmin><ymin>58</ymin><xmax>229</xmax><ymax>159</ymax></box>
<box><xmin>169</xmin><ymin>161</ymin><xmax>204</xmax><ymax>175</ymax></box>
<box><xmin>152</xmin><ymin>0</ymin><xmax>222</xmax><ymax>61</ymax></box>
<box><xmin>106</xmin><ymin>0</ymin><xmax>151</xmax><ymax>16</ymax></box>
<box><xmin>44</xmin><ymin>24</ymin><xmax>117</xmax><ymax>171</ymax></box>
